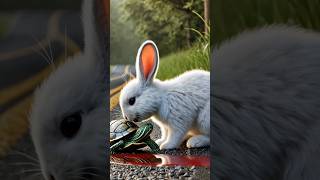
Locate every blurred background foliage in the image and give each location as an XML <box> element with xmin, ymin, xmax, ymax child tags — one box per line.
<box><xmin>111</xmin><ymin>0</ymin><xmax>209</xmax><ymax>74</ymax></box>
<box><xmin>213</xmin><ymin>0</ymin><xmax>320</xmax><ymax>46</ymax></box>
<box><xmin>0</xmin><ymin>0</ymin><xmax>81</xmax><ymax>10</ymax></box>
<box><xmin>0</xmin><ymin>0</ymin><xmax>81</xmax><ymax>38</ymax></box>
<box><xmin>0</xmin><ymin>0</ymin><xmax>210</xmax><ymax>71</ymax></box>
<box><xmin>0</xmin><ymin>14</ymin><xmax>11</xmax><ymax>38</ymax></box>
<box><xmin>120</xmin><ymin>0</ymin><xmax>204</xmax><ymax>56</ymax></box>
<box><xmin>2</xmin><ymin>0</ymin><xmax>320</xmax><ymax>59</ymax></box>
<box><xmin>110</xmin><ymin>0</ymin><xmax>143</xmax><ymax>64</ymax></box>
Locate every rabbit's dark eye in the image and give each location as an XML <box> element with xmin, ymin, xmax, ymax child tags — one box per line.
<box><xmin>60</xmin><ymin>112</ymin><xmax>82</xmax><ymax>138</ymax></box>
<box><xmin>128</xmin><ymin>97</ymin><xmax>136</xmax><ymax>105</ymax></box>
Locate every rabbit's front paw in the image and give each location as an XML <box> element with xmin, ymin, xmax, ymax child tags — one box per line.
<box><xmin>160</xmin><ymin>141</ymin><xmax>180</xmax><ymax>150</ymax></box>
<box><xmin>186</xmin><ymin>135</ymin><xmax>210</xmax><ymax>148</ymax></box>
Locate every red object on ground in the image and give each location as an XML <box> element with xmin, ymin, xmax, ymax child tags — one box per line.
<box><xmin>111</xmin><ymin>153</ymin><xmax>210</xmax><ymax>168</ymax></box>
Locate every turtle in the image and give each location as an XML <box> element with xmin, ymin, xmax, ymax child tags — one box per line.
<box><xmin>110</xmin><ymin>119</ymin><xmax>160</xmax><ymax>154</ymax></box>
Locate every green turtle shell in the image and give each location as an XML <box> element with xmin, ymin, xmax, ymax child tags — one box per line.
<box><xmin>110</xmin><ymin>119</ymin><xmax>138</xmax><ymax>142</ymax></box>
<box><xmin>123</xmin><ymin>123</ymin><xmax>153</xmax><ymax>149</ymax></box>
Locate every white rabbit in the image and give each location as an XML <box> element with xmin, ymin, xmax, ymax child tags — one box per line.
<box><xmin>29</xmin><ymin>0</ymin><xmax>107</xmax><ymax>179</ymax></box>
<box><xmin>119</xmin><ymin>40</ymin><xmax>210</xmax><ymax>150</ymax></box>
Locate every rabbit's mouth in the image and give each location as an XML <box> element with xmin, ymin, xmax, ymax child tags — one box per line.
<box><xmin>133</xmin><ymin>113</ymin><xmax>141</xmax><ymax>122</ymax></box>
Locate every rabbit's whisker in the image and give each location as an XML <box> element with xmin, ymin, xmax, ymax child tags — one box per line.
<box><xmin>10</xmin><ymin>150</ymin><xmax>39</xmax><ymax>163</ymax></box>
<box><xmin>9</xmin><ymin>161</ymin><xmax>40</xmax><ymax>167</ymax></box>
<box><xmin>31</xmin><ymin>35</ymin><xmax>55</xmax><ymax>69</ymax></box>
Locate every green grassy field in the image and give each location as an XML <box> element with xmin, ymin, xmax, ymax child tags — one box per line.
<box><xmin>157</xmin><ymin>46</ymin><xmax>209</xmax><ymax>80</ymax></box>
<box><xmin>213</xmin><ymin>0</ymin><xmax>320</xmax><ymax>45</ymax></box>
<box><xmin>157</xmin><ymin>16</ymin><xmax>210</xmax><ymax>80</ymax></box>
<box><xmin>0</xmin><ymin>15</ymin><xmax>11</xmax><ymax>38</ymax></box>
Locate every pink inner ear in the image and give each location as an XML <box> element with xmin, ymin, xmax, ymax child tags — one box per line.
<box><xmin>141</xmin><ymin>44</ymin><xmax>155</xmax><ymax>79</ymax></box>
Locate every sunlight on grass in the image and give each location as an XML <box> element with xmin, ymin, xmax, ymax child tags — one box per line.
<box><xmin>157</xmin><ymin>10</ymin><xmax>210</xmax><ymax>81</ymax></box>
<box><xmin>157</xmin><ymin>47</ymin><xmax>209</xmax><ymax>80</ymax></box>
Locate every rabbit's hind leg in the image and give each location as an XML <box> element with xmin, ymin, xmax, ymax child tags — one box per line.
<box><xmin>186</xmin><ymin>134</ymin><xmax>210</xmax><ymax>148</ymax></box>
<box><xmin>160</xmin><ymin>124</ymin><xmax>189</xmax><ymax>150</ymax></box>
<box><xmin>186</xmin><ymin>101</ymin><xmax>210</xmax><ymax>148</ymax></box>
<box><xmin>197</xmin><ymin>100</ymin><xmax>210</xmax><ymax>134</ymax></box>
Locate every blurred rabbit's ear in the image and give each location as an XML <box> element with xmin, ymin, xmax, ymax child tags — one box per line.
<box><xmin>82</xmin><ymin>0</ymin><xmax>109</xmax><ymax>71</ymax></box>
<box><xmin>135</xmin><ymin>40</ymin><xmax>159</xmax><ymax>86</ymax></box>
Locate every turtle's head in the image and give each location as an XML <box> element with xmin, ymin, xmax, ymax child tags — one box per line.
<box><xmin>140</xmin><ymin>123</ymin><xmax>153</xmax><ymax>133</ymax></box>
<box><xmin>136</xmin><ymin>123</ymin><xmax>154</xmax><ymax>137</ymax></box>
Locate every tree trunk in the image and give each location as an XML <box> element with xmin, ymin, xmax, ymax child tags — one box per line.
<box><xmin>204</xmin><ymin>0</ymin><xmax>209</xmax><ymax>34</ymax></box>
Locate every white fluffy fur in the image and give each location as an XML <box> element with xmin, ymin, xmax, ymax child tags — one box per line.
<box><xmin>30</xmin><ymin>1</ymin><xmax>106</xmax><ymax>179</ymax></box>
<box><xmin>119</xmin><ymin>41</ymin><xmax>210</xmax><ymax>150</ymax></box>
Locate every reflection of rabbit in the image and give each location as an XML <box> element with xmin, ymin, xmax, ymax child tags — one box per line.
<box><xmin>213</xmin><ymin>26</ymin><xmax>320</xmax><ymax>179</ymax></box>
<box><xmin>30</xmin><ymin>0</ymin><xmax>107</xmax><ymax>179</ymax></box>
<box><xmin>119</xmin><ymin>41</ymin><xmax>210</xmax><ymax>150</ymax></box>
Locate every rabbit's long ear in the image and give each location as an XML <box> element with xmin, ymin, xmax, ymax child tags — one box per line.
<box><xmin>82</xmin><ymin>0</ymin><xmax>109</xmax><ymax>69</ymax></box>
<box><xmin>136</xmin><ymin>40</ymin><xmax>159</xmax><ymax>86</ymax></box>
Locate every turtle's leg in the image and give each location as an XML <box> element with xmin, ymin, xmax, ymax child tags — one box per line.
<box><xmin>110</xmin><ymin>140</ymin><xmax>125</xmax><ymax>154</ymax></box>
<box><xmin>145</xmin><ymin>137</ymin><xmax>160</xmax><ymax>153</ymax></box>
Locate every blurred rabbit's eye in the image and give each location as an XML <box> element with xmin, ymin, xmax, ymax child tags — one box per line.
<box><xmin>60</xmin><ymin>112</ymin><xmax>82</xmax><ymax>138</ymax></box>
<box><xmin>128</xmin><ymin>97</ymin><xmax>136</xmax><ymax>105</ymax></box>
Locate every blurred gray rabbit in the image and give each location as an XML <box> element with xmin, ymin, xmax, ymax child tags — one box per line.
<box><xmin>30</xmin><ymin>0</ymin><xmax>107</xmax><ymax>179</ymax></box>
<box><xmin>213</xmin><ymin>26</ymin><xmax>320</xmax><ymax>180</ymax></box>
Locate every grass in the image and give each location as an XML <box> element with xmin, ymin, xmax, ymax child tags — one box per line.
<box><xmin>157</xmin><ymin>11</ymin><xmax>210</xmax><ymax>80</ymax></box>
<box><xmin>0</xmin><ymin>14</ymin><xmax>11</xmax><ymax>38</ymax></box>
<box><xmin>157</xmin><ymin>46</ymin><xmax>209</xmax><ymax>80</ymax></box>
<box><xmin>213</xmin><ymin>0</ymin><xmax>320</xmax><ymax>45</ymax></box>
